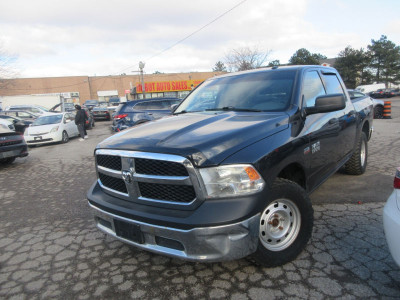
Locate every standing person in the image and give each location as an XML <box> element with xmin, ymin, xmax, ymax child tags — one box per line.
<box><xmin>83</xmin><ymin>109</ymin><xmax>89</xmax><ymax>138</ymax></box>
<box><xmin>74</xmin><ymin>105</ymin><xmax>87</xmax><ymax>141</ymax></box>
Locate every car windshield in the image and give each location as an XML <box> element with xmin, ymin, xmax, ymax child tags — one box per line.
<box><xmin>32</xmin><ymin>114</ymin><xmax>63</xmax><ymax>126</ymax></box>
<box><xmin>85</xmin><ymin>100</ymin><xmax>98</xmax><ymax>105</ymax></box>
<box><xmin>175</xmin><ymin>70</ymin><xmax>296</xmax><ymax>113</ymax></box>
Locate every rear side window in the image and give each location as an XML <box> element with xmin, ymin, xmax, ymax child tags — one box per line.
<box><xmin>133</xmin><ymin>101</ymin><xmax>165</xmax><ymax>110</ymax></box>
<box><xmin>322</xmin><ymin>73</ymin><xmax>344</xmax><ymax>95</ymax></box>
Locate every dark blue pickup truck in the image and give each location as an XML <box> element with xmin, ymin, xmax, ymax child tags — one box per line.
<box><xmin>87</xmin><ymin>66</ymin><xmax>373</xmax><ymax>267</ymax></box>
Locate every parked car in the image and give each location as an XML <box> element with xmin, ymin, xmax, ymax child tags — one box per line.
<box><xmin>370</xmin><ymin>89</ymin><xmax>386</xmax><ymax>98</ymax></box>
<box><xmin>6</xmin><ymin>104</ymin><xmax>51</xmax><ymax>115</ymax></box>
<box><xmin>83</xmin><ymin>100</ymin><xmax>99</xmax><ymax>110</ymax></box>
<box><xmin>0</xmin><ymin>125</ymin><xmax>28</xmax><ymax>164</ymax></box>
<box><xmin>0</xmin><ymin>118</ymin><xmax>15</xmax><ymax>131</ymax></box>
<box><xmin>83</xmin><ymin>108</ymin><xmax>95</xmax><ymax>129</ymax></box>
<box><xmin>111</xmin><ymin>97</ymin><xmax>182</xmax><ymax>132</ymax></box>
<box><xmin>92</xmin><ymin>102</ymin><xmax>111</xmax><ymax>121</ymax></box>
<box><xmin>88</xmin><ymin>66</ymin><xmax>373</xmax><ymax>266</ymax></box>
<box><xmin>24</xmin><ymin>112</ymin><xmax>79</xmax><ymax>145</ymax></box>
<box><xmin>383</xmin><ymin>167</ymin><xmax>400</xmax><ymax>267</ymax></box>
<box><xmin>1</xmin><ymin>110</ymin><xmax>40</xmax><ymax>121</ymax></box>
<box><xmin>348</xmin><ymin>89</ymin><xmax>385</xmax><ymax>119</ymax></box>
<box><xmin>108</xmin><ymin>97</ymin><xmax>120</xmax><ymax>107</ymax></box>
<box><xmin>383</xmin><ymin>88</ymin><xmax>400</xmax><ymax>98</ymax></box>
<box><xmin>0</xmin><ymin>115</ymin><xmax>32</xmax><ymax>133</ymax></box>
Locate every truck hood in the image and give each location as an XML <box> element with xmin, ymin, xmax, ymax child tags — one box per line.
<box><xmin>98</xmin><ymin>111</ymin><xmax>289</xmax><ymax>167</ymax></box>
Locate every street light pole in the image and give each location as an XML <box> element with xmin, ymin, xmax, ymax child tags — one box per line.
<box><xmin>139</xmin><ymin>61</ymin><xmax>145</xmax><ymax>98</ymax></box>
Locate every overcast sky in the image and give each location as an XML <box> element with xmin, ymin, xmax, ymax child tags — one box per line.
<box><xmin>1</xmin><ymin>0</ymin><xmax>399</xmax><ymax>78</ymax></box>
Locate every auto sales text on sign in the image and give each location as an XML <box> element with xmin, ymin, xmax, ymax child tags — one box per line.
<box><xmin>136</xmin><ymin>80</ymin><xmax>204</xmax><ymax>93</ymax></box>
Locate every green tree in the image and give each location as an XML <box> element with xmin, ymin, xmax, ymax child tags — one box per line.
<box><xmin>334</xmin><ymin>46</ymin><xmax>372</xmax><ymax>88</ymax></box>
<box><xmin>212</xmin><ymin>61</ymin><xmax>227</xmax><ymax>72</ymax></box>
<box><xmin>224</xmin><ymin>46</ymin><xmax>271</xmax><ymax>72</ymax></box>
<box><xmin>268</xmin><ymin>60</ymin><xmax>280</xmax><ymax>67</ymax></box>
<box><xmin>368</xmin><ymin>35</ymin><xmax>400</xmax><ymax>86</ymax></box>
<box><xmin>289</xmin><ymin>48</ymin><xmax>327</xmax><ymax>65</ymax></box>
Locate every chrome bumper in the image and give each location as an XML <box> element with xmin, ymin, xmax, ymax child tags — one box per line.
<box><xmin>89</xmin><ymin>202</ymin><xmax>260</xmax><ymax>262</ymax></box>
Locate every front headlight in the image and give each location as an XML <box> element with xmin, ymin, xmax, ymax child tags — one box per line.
<box><xmin>50</xmin><ymin>126</ymin><xmax>59</xmax><ymax>133</ymax></box>
<box><xmin>199</xmin><ymin>164</ymin><xmax>265</xmax><ymax>198</ymax></box>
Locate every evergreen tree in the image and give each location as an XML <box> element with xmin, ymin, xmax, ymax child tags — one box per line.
<box><xmin>334</xmin><ymin>46</ymin><xmax>372</xmax><ymax>88</ymax></box>
<box><xmin>289</xmin><ymin>48</ymin><xmax>327</xmax><ymax>65</ymax></box>
<box><xmin>212</xmin><ymin>61</ymin><xmax>227</xmax><ymax>72</ymax></box>
<box><xmin>368</xmin><ymin>35</ymin><xmax>400</xmax><ymax>86</ymax></box>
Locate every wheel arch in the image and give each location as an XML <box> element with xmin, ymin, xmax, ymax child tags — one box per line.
<box><xmin>276</xmin><ymin>162</ymin><xmax>307</xmax><ymax>190</ymax></box>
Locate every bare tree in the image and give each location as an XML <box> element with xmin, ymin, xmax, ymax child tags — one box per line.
<box><xmin>224</xmin><ymin>46</ymin><xmax>271</xmax><ymax>72</ymax></box>
<box><xmin>0</xmin><ymin>44</ymin><xmax>18</xmax><ymax>92</ymax></box>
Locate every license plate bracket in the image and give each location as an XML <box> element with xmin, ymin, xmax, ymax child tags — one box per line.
<box><xmin>114</xmin><ymin>219</ymin><xmax>144</xmax><ymax>244</ymax></box>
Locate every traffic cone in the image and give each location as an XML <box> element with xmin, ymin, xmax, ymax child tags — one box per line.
<box><xmin>383</xmin><ymin>101</ymin><xmax>392</xmax><ymax>119</ymax></box>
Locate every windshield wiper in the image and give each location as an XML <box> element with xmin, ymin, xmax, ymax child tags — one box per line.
<box><xmin>206</xmin><ymin>106</ymin><xmax>262</xmax><ymax>112</ymax></box>
<box><xmin>174</xmin><ymin>110</ymin><xmax>206</xmax><ymax>115</ymax></box>
<box><xmin>174</xmin><ymin>110</ymin><xmax>187</xmax><ymax>115</ymax></box>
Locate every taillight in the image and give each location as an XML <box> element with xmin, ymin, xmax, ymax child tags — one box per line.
<box><xmin>114</xmin><ymin>114</ymin><xmax>127</xmax><ymax>120</ymax></box>
<box><xmin>394</xmin><ymin>167</ymin><xmax>400</xmax><ymax>189</ymax></box>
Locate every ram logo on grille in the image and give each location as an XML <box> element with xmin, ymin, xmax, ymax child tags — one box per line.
<box><xmin>122</xmin><ymin>170</ymin><xmax>133</xmax><ymax>184</ymax></box>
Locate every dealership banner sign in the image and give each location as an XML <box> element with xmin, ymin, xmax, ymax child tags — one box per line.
<box><xmin>136</xmin><ymin>80</ymin><xmax>204</xmax><ymax>93</ymax></box>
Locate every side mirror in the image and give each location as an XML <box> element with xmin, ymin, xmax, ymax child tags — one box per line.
<box><xmin>304</xmin><ymin>94</ymin><xmax>346</xmax><ymax>116</ymax></box>
<box><xmin>171</xmin><ymin>104</ymin><xmax>179</xmax><ymax>112</ymax></box>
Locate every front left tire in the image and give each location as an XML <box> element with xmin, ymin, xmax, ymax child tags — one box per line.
<box><xmin>61</xmin><ymin>131</ymin><xmax>69</xmax><ymax>143</ymax></box>
<box><xmin>251</xmin><ymin>178</ymin><xmax>314</xmax><ymax>267</ymax></box>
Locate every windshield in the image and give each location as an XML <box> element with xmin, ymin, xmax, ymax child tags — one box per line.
<box><xmin>175</xmin><ymin>70</ymin><xmax>296</xmax><ymax>113</ymax></box>
<box><xmin>32</xmin><ymin>114</ymin><xmax>63</xmax><ymax>126</ymax></box>
<box><xmin>85</xmin><ymin>100</ymin><xmax>98</xmax><ymax>105</ymax></box>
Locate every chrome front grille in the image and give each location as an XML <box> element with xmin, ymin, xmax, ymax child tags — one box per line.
<box><xmin>96</xmin><ymin>150</ymin><xmax>202</xmax><ymax>207</ymax></box>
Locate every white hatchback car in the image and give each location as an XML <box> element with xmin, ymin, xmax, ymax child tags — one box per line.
<box><xmin>383</xmin><ymin>167</ymin><xmax>400</xmax><ymax>267</ymax></box>
<box><xmin>24</xmin><ymin>112</ymin><xmax>79</xmax><ymax>145</ymax></box>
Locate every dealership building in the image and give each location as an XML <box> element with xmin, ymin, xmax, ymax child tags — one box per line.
<box><xmin>0</xmin><ymin>71</ymin><xmax>226</xmax><ymax>105</ymax></box>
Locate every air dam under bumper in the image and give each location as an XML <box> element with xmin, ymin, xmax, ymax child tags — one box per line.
<box><xmin>89</xmin><ymin>203</ymin><xmax>260</xmax><ymax>262</ymax></box>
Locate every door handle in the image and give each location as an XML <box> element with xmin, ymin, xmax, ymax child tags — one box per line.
<box><xmin>329</xmin><ymin>118</ymin><xmax>338</xmax><ymax>124</ymax></box>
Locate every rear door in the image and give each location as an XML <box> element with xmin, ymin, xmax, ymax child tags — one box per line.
<box><xmin>64</xmin><ymin>113</ymin><xmax>78</xmax><ymax>136</ymax></box>
<box><xmin>320</xmin><ymin>72</ymin><xmax>357</xmax><ymax>160</ymax></box>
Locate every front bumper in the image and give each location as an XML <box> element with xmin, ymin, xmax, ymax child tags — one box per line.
<box><xmin>24</xmin><ymin>131</ymin><xmax>61</xmax><ymax>145</ymax></box>
<box><xmin>383</xmin><ymin>189</ymin><xmax>400</xmax><ymax>267</ymax></box>
<box><xmin>89</xmin><ymin>202</ymin><xmax>260</xmax><ymax>262</ymax></box>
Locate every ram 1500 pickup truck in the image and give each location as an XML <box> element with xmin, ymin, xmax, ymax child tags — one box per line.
<box><xmin>87</xmin><ymin>66</ymin><xmax>373</xmax><ymax>267</ymax></box>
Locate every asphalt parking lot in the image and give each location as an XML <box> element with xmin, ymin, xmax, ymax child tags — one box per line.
<box><xmin>1</xmin><ymin>100</ymin><xmax>400</xmax><ymax>299</ymax></box>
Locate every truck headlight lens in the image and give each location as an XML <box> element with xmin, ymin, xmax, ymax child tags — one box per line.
<box><xmin>199</xmin><ymin>165</ymin><xmax>265</xmax><ymax>198</ymax></box>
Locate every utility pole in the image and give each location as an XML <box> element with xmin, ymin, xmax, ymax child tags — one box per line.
<box><xmin>139</xmin><ymin>61</ymin><xmax>145</xmax><ymax>98</ymax></box>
